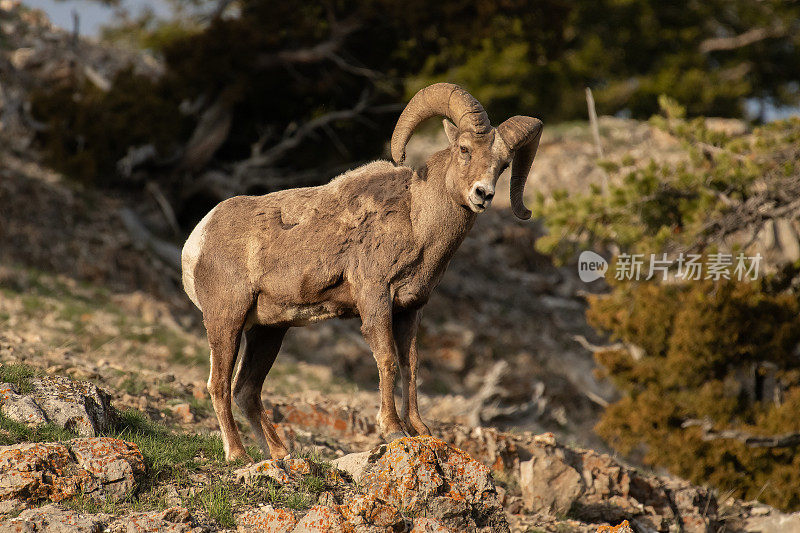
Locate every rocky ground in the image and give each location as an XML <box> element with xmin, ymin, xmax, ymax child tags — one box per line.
<box><xmin>0</xmin><ymin>361</ymin><xmax>798</xmax><ymax>532</ymax></box>
<box><xmin>2</xmin><ymin>2</ymin><xmax>800</xmax><ymax>532</ymax></box>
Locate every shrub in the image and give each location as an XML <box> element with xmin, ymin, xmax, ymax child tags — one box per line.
<box><xmin>536</xmin><ymin>101</ymin><xmax>800</xmax><ymax>510</ymax></box>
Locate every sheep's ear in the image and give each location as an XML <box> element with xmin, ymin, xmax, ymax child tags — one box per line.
<box><xmin>443</xmin><ymin>119</ymin><xmax>459</xmax><ymax>144</ymax></box>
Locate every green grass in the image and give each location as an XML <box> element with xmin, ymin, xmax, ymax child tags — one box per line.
<box><xmin>184</xmin><ymin>474</ymin><xmax>319</xmax><ymax>526</ymax></box>
<box><xmin>3</xmin><ymin>406</ymin><xmax>343</xmax><ymax>528</ymax></box>
<box><xmin>186</xmin><ymin>482</ymin><xmax>237</xmax><ymax>528</ymax></box>
<box><xmin>0</xmin><ymin>362</ymin><xmax>39</xmax><ymax>393</ymax></box>
<box><xmin>0</xmin><ymin>413</ymin><xmax>77</xmax><ymax>445</ymax></box>
<box><xmin>111</xmin><ymin>410</ymin><xmax>225</xmax><ymax>478</ymax></box>
<box><xmin>266</xmin><ymin>482</ymin><xmax>316</xmax><ymax>510</ymax></box>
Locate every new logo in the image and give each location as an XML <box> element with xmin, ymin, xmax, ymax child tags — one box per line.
<box><xmin>578</xmin><ymin>251</ymin><xmax>608</xmax><ymax>282</ymax></box>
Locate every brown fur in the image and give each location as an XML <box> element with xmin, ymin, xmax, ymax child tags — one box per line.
<box><xmin>183</xmin><ymin>125</ymin><xmax>514</xmax><ymax>461</ymax></box>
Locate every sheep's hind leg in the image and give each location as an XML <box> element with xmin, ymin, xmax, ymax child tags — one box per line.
<box><xmin>393</xmin><ymin>309</ymin><xmax>431</xmax><ymax>436</ymax></box>
<box><xmin>358</xmin><ymin>287</ymin><xmax>408</xmax><ymax>441</ymax></box>
<box><xmin>233</xmin><ymin>325</ymin><xmax>290</xmax><ymax>460</ymax></box>
<box><xmin>205</xmin><ymin>319</ymin><xmax>250</xmax><ymax>462</ymax></box>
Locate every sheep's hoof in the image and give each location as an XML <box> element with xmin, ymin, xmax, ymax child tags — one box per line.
<box><xmin>227</xmin><ymin>450</ymin><xmax>253</xmax><ymax>463</ymax></box>
<box><xmin>400</xmin><ymin>419</ymin><xmax>417</xmax><ymax>436</ymax></box>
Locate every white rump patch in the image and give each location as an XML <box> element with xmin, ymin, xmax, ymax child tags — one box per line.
<box><xmin>181</xmin><ymin>205</ymin><xmax>218</xmax><ymax>310</ymax></box>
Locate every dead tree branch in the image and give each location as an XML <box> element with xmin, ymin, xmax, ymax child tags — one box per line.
<box><xmin>682</xmin><ymin>418</ymin><xmax>800</xmax><ymax>448</ymax></box>
<box><xmin>700</xmin><ymin>25</ymin><xmax>786</xmax><ymax>53</ymax></box>
<box><xmin>256</xmin><ymin>18</ymin><xmax>360</xmax><ymax>70</ymax></box>
<box><xmin>234</xmin><ymin>91</ymin><xmax>371</xmax><ymax>174</ymax></box>
<box><xmin>118</xmin><ymin>208</ymin><xmax>181</xmax><ymax>272</ymax></box>
<box><xmin>146</xmin><ymin>181</ymin><xmax>181</xmax><ymax>237</ymax></box>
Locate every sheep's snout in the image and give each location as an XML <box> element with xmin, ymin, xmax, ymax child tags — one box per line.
<box><xmin>468</xmin><ymin>182</ymin><xmax>495</xmax><ymax>212</ymax></box>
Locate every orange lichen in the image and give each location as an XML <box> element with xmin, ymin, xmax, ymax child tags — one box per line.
<box><xmin>596</xmin><ymin>520</ymin><xmax>633</xmax><ymax>533</ymax></box>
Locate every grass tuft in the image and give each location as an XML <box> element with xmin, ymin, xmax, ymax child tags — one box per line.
<box><xmin>186</xmin><ymin>481</ymin><xmax>236</xmax><ymax>528</ymax></box>
<box><xmin>0</xmin><ymin>363</ymin><xmax>39</xmax><ymax>394</ymax></box>
<box><xmin>111</xmin><ymin>409</ymin><xmax>224</xmax><ymax>479</ymax></box>
<box><xmin>0</xmin><ymin>413</ymin><xmax>76</xmax><ymax>446</ymax></box>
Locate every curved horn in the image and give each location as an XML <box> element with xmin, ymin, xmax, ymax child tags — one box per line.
<box><xmin>497</xmin><ymin>116</ymin><xmax>543</xmax><ymax>220</ymax></box>
<box><xmin>391</xmin><ymin>83</ymin><xmax>491</xmax><ymax>165</ymax></box>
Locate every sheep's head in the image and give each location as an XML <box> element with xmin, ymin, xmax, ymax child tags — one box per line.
<box><xmin>391</xmin><ymin>83</ymin><xmax>543</xmax><ymax>219</ymax></box>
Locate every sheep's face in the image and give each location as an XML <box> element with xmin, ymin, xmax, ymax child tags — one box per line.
<box><xmin>443</xmin><ymin>120</ymin><xmax>512</xmax><ymax>214</ymax></box>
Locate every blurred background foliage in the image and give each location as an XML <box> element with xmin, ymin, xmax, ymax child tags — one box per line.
<box><xmin>30</xmin><ymin>0</ymin><xmax>800</xmax><ymax>219</ymax></box>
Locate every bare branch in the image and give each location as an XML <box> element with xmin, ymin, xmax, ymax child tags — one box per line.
<box><xmin>573</xmin><ymin>334</ymin><xmax>624</xmax><ymax>353</ymax></box>
<box><xmin>325</xmin><ymin>52</ymin><xmax>382</xmax><ymax>80</ymax></box>
<box><xmin>573</xmin><ymin>334</ymin><xmax>645</xmax><ymax>360</ymax></box>
<box><xmin>118</xmin><ymin>208</ymin><xmax>181</xmax><ymax>272</ymax></box>
<box><xmin>700</xmin><ymin>25</ymin><xmax>785</xmax><ymax>53</ymax></box>
<box><xmin>179</xmin><ymin>92</ymin><xmax>233</xmax><ymax>172</ymax></box>
<box><xmin>256</xmin><ymin>19</ymin><xmax>360</xmax><ymax>70</ymax></box>
<box><xmin>234</xmin><ymin>91</ymin><xmax>371</xmax><ymax>173</ymax></box>
<box><xmin>682</xmin><ymin>418</ymin><xmax>800</xmax><ymax>448</ymax></box>
<box><xmin>146</xmin><ymin>181</ymin><xmax>181</xmax><ymax>237</ymax></box>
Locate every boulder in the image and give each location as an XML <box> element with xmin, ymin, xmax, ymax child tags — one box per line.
<box><xmin>519</xmin><ymin>444</ymin><xmax>584</xmax><ymax>515</ymax></box>
<box><xmin>330</xmin><ymin>450</ymin><xmax>371</xmax><ymax>483</ymax></box>
<box><xmin>744</xmin><ymin>511</ymin><xmax>800</xmax><ymax>533</ymax></box>
<box><xmin>271</xmin><ymin>402</ymin><xmax>376</xmax><ymax>438</ymax></box>
<box><xmin>596</xmin><ymin>520</ymin><xmax>634</xmax><ymax>532</ymax></box>
<box><xmin>355</xmin><ymin>436</ymin><xmax>508</xmax><ymax>532</ymax></box>
<box><xmin>0</xmin><ymin>438</ymin><xmax>145</xmax><ymax>505</ymax></box>
<box><xmin>69</xmin><ymin>437</ymin><xmax>147</xmax><ymax>500</ymax></box>
<box><xmin>0</xmin><ymin>375</ymin><xmax>116</xmax><ymax>436</ymax></box>
<box><xmin>410</xmin><ymin>517</ymin><xmax>456</xmax><ymax>532</ymax></box>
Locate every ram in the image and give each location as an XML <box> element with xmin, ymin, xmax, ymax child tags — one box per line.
<box><xmin>181</xmin><ymin>83</ymin><xmax>543</xmax><ymax>461</ymax></box>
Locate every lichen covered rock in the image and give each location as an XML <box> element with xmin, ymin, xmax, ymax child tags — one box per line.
<box><xmin>357</xmin><ymin>436</ymin><xmax>508</xmax><ymax>532</ymax></box>
<box><xmin>339</xmin><ymin>493</ymin><xmax>405</xmax><ymax>530</ymax></box>
<box><xmin>238</xmin><ymin>505</ymin><xmax>298</xmax><ymax>533</ymax></box>
<box><xmin>292</xmin><ymin>504</ymin><xmax>346</xmax><ymax>532</ymax></box>
<box><xmin>0</xmin><ymin>437</ymin><xmax>144</xmax><ymax>505</ymax></box>
<box><xmin>0</xmin><ymin>504</ymin><xmax>205</xmax><ymax>532</ymax></box>
<box><xmin>0</xmin><ymin>375</ymin><xmax>116</xmax><ymax>436</ymax></box>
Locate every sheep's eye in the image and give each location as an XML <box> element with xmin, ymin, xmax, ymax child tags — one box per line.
<box><xmin>460</xmin><ymin>146</ymin><xmax>469</xmax><ymax>154</ymax></box>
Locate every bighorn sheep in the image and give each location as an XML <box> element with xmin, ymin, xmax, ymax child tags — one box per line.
<box><xmin>181</xmin><ymin>83</ymin><xmax>543</xmax><ymax>461</ymax></box>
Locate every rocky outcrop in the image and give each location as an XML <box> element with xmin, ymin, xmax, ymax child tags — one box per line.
<box><xmin>0</xmin><ymin>375</ymin><xmax>116</xmax><ymax>436</ymax></box>
<box><xmin>234</xmin><ymin>436</ymin><xmax>507</xmax><ymax>532</ymax></box>
<box><xmin>0</xmin><ymin>504</ymin><xmax>207</xmax><ymax>532</ymax></box>
<box><xmin>515</xmin><ymin>435</ymin><xmax>719</xmax><ymax>532</ymax></box>
<box><xmin>337</xmin><ymin>436</ymin><xmax>508</xmax><ymax>532</ymax></box>
<box><xmin>0</xmin><ymin>437</ymin><xmax>144</xmax><ymax>506</ymax></box>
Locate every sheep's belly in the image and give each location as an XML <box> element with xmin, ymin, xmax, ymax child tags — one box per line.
<box><xmin>247</xmin><ymin>302</ymin><xmax>352</xmax><ymax>328</ymax></box>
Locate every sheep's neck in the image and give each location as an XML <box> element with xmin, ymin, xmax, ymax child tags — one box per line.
<box><xmin>410</xmin><ymin>151</ymin><xmax>476</xmax><ymax>270</ymax></box>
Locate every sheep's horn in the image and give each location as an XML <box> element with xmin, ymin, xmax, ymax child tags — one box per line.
<box><xmin>497</xmin><ymin>116</ymin><xmax>543</xmax><ymax>220</ymax></box>
<box><xmin>391</xmin><ymin>83</ymin><xmax>491</xmax><ymax>165</ymax></box>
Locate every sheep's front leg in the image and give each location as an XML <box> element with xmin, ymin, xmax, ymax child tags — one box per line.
<box><xmin>393</xmin><ymin>308</ymin><xmax>431</xmax><ymax>436</ymax></box>
<box><xmin>358</xmin><ymin>287</ymin><xmax>407</xmax><ymax>441</ymax></box>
